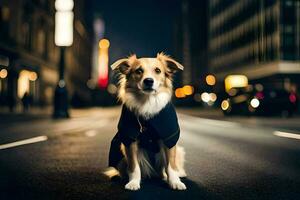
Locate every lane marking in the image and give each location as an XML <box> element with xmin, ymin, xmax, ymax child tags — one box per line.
<box><xmin>179</xmin><ymin>114</ymin><xmax>239</xmax><ymax>128</ymax></box>
<box><xmin>0</xmin><ymin>136</ymin><xmax>48</xmax><ymax>150</ymax></box>
<box><xmin>273</xmin><ymin>131</ymin><xmax>300</xmax><ymax>140</ymax></box>
<box><xmin>85</xmin><ymin>130</ymin><xmax>97</xmax><ymax>137</ymax></box>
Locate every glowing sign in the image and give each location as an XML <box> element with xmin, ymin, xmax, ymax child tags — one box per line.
<box><xmin>225</xmin><ymin>75</ymin><xmax>248</xmax><ymax>92</ymax></box>
<box><xmin>98</xmin><ymin>39</ymin><xmax>110</xmax><ymax>89</ymax></box>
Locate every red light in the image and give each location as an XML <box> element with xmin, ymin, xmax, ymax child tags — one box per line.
<box><xmin>289</xmin><ymin>93</ymin><xmax>297</xmax><ymax>103</ymax></box>
<box><xmin>97</xmin><ymin>43</ymin><xmax>109</xmax><ymax>90</ymax></box>
<box><xmin>255</xmin><ymin>92</ymin><xmax>264</xmax><ymax>100</ymax></box>
<box><xmin>98</xmin><ymin>77</ymin><xmax>108</xmax><ymax>89</ymax></box>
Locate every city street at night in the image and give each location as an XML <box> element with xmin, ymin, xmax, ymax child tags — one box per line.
<box><xmin>1</xmin><ymin>0</ymin><xmax>300</xmax><ymax>199</ymax></box>
<box><xmin>1</xmin><ymin>107</ymin><xmax>300</xmax><ymax>200</ymax></box>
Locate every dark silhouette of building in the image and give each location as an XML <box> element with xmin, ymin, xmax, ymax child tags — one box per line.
<box><xmin>208</xmin><ymin>0</ymin><xmax>300</xmax><ymax>91</ymax></box>
<box><xmin>0</xmin><ymin>0</ymin><xmax>92</xmax><ymax>110</ymax></box>
<box><xmin>174</xmin><ymin>0</ymin><xmax>209</xmax><ymax>88</ymax></box>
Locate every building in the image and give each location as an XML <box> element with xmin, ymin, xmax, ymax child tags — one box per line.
<box><xmin>174</xmin><ymin>0</ymin><xmax>209</xmax><ymax>89</ymax></box>
<box><xmin>0</xmin><ymin>0</ymin><xmax>92</xmax><ymax>111</ymax></box>
<box><xmin>208</xmin><ymin>0</ymin><xmax>300</xmax><ymax>91</ymax></box>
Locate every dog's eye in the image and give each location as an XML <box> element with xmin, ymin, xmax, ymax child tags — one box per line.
<box><xmin>135</xmin><ymin>68</ymin><xmax>143</xmax><ymax>75</ymax></box>
<box><xmin>155</xmin><ymin>68</ymin><xmax>161</xmax><ymax>74</ymax></box>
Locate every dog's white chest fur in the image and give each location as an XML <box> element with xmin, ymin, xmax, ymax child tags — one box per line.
<box><xmin>123</xmin><ymin>92</ymin><xmax>171</xmax><ymax>119</ymax></box>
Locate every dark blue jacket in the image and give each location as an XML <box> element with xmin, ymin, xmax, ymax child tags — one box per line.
<box><xmin>117</xmin><ymin>103</ymin><xmax>180</xmax><ymax>152</ymax></box>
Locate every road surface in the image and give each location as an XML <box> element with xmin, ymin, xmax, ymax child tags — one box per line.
<box><xmin>0</xmin><ymin>107</ymin><xmax>300</xmax><ymax>199</ymax></box>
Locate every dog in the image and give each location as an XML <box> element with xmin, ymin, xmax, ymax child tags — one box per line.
<box><xmin>104</xmin><ymin>53</ymin><xmax>186</xmax><ymax>191</ymax></box>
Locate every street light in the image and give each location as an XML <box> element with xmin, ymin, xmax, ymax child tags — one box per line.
<box><xmin>98</xmin><ymin>39</ymin><xmax>110</xmax><ymax>89</ymax></box>
<box><xmin>53</xmin><ymin>0</ymin><xmax>74</xmax><ymax>118</ymax></box>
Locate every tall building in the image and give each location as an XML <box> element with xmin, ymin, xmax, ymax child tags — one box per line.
<box><xmin>208</xmin><ymin>0</ymin><xmax>300</xmax><ymax>91</ymax></box>
<box><xmin>0</xmin><ymin>0</ymin><xmax>92</xmax><ymax>110</ymax></box>
<box><xmin>174</xmin><ymin>0</ymin><xmax>208</xmax><ymax>88</ymax></box>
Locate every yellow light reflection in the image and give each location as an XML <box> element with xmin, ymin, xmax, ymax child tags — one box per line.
<box><xmin>225</xmin><ymin>75</ymin><xmax>248</xmax><ymax>92</ymax></box>
<box><xmin>18</xmin><ymin>70</ymin><xmax>38</xmax><ymax>98</ymax></box>
<box><xmin>29</xmin><ymin>72</ymin><xmax>37</xmax><ymax>81</ymax></box>
<box><xmin>210</xmin><ymin>93</ymin><xmax>217</xmax><ymax>102</ymax></box>
<box><xmin>99</xmin><ymin>39</ymin><xmax>110</xmax><ymax>49</ymax></box>
<box><xmin>206</xmin><ymin>75</ymin><xmax>216</xmax><ymax>86</ymax></box>
<box><xmin>221</xmin><ymin>100</ymin><xmax>230</xmax><ymax>110</ymax></box>
<box><xmin>182</xmin><ymin>85</ymin><xmax>194</xmax><ymax>95</ymax></box>
<box><xmin>0</xmin><ymin>69</ymin><xmax>8</xmax><ymax>79</ymax></box>
<box><xmin>175</xmin><ymin>88</ymin><xmax>186</xmax><ymax>98</ymax></box>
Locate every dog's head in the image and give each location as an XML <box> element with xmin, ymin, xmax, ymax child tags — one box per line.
<box><xmin>111</xmin><ymin>53</ymin><xmax>183</xmax><ymax>95</ymax></box>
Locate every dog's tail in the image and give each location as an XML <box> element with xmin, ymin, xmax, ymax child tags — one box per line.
<box><xmin>102</xmin><ymin>167</ymin><xmax>120</xmax><ymax>179</ymax></box>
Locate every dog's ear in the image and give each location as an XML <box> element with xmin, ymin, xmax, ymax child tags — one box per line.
<box><xmin>157</xmin><ymin>52</ymin><xmax>184</xmax><ymax>73</ymax></box>
<box><xmin>111</xmin><ymin>58</ymin><xmax>130</xmax><ymax>74</ymax></box>
<box><xmin>111</xmin><ymin>55</ymin><xmax>137</xmax><ymax>74</ymax></box>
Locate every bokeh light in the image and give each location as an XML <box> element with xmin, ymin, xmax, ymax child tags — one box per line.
<box><xmin>221</xmin><ymin>100</ymin><xmax>229</xmax><ymax>110</ymax></box>
<box><xmin>206</xmin><ymin>75</ymin><xmax>216</xmax><ymax>86</ymax></box>
<box><xmin>210</xmin><ymin>93</ymin><xmax>217</xmax><ymax>102</ymax></box>
<box><xmin>182</xmin><ymin>85</ymin><xmax>194</xmax><ymax>96</ymax></box>
<box><xmin>175</xmin><ymin>88</ymin><xmax>186</xmax><ymax>98</ymax></box>
<box><xmin>0</xmin><ymin>69</ymin><xmax>8</xmax><ymax>79</ymax></box>
<box><xmin>29</xmin><ymin>72</ymin><xmax>38</xmax><ymax>81</ymax></box>
<box><xmin>99</xmin><ymin>39</ymin><xmax>110</xmax><ymax>49</ymax></box>
<box><xmin>250</xmin><ymin>98</ymin><xmax>260</xmax><ymax>108</ymax></box>
<box><xmin>201</xmin><ymin>92</ymin><xmax>210</xmax><ymax>103</ymax></box>
<box><xmin>225</xmin><ymin>75</ymin><xmax>248</xmax><ymax>92</ymax></box>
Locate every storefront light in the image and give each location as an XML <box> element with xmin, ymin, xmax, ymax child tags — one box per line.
<box><xmin>0</xmin><ymin>69</ymin><xmax>8</xmax><ymax>79</ymax></box>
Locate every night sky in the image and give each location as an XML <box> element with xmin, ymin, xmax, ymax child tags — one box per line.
<box><xmin>87</xmin><ymin>0</ymin><xmax>181</xmax><ymax>62</ymax></box>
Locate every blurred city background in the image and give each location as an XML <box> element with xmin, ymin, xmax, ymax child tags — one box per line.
<box><xmin>0</xmin><ymin>0</ymin><xmax>299</xmax><ymax>116</ymax></box>
<box><xmin>0</xmin><ymin>0</ymin><xmax>300</xmax><ymax>199</ymax></box>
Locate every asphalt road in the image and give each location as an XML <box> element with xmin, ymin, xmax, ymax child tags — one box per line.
<box><xmin>0</xmin><ymin>107</ymin><xmax>300</xmax><ymax>200</ymax></box>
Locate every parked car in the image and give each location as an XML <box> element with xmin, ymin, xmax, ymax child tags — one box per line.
<box><xmin>221</xmin><ymin>88</ymin><xmax>298</xmax><ymax>117</ymax></box>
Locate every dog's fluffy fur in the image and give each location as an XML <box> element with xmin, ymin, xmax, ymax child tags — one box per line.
<box><xmin>105</xmin><ymin>53</ymin><xmax>186</xmax><ymax>190</ymax></box>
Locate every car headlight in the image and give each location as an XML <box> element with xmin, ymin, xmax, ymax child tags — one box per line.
<box><xmin>221</xmin><ymin>100</ymin><xmax>230</xmax><ymax>110</ymax></box>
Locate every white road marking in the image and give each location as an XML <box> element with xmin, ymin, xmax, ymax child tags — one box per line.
<box><xmin>273</xmin><ymin>131</ymin><xmax>300</xmax><ymax>140</ymax></box>
<box><xmin>179</xmin><ymin>114</ymin><xmax>239</xmax><ymax>128</ymax></box>
<box><xmin>0</xmin><ymin>136</ymin><xmax>48</xmax><ymax>150</ymax></box>
<box><xmin>85</xmin><ymin>130</ymin><xmax>97</xmax><ymax>137</ymax></box>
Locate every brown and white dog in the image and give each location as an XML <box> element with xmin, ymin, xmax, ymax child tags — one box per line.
<box><xmin>107</xmin><ymin>53</ymin><xmax>186</xmax><ymax>191</ymax></box>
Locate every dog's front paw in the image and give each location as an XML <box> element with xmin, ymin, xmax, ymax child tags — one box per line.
<box><xmin>168</xmin><ymin>180</ymin><xmax>186</xmax><ymax>190</ymax></box>
<box><xmin>125</xmin><ymin>180</ymin><xmax>140</xmax><ymax>191</ymax></box>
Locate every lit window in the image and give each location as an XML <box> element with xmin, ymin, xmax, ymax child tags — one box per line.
<box><xmin>1</xmin><ymin>6</ymin><xmax>10</xmax><ymax>21</ymax></box>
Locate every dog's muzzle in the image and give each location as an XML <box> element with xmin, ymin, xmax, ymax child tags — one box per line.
<box><xmin>143</xmin><ymin>78</ymin><xmax>154</xmax><ymax>92</ymax></box>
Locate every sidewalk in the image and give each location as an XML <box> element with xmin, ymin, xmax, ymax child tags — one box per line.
<box><xmin>0</xmin><ymin>106</ymin><xmax>121</xmax><ymax>125</ymax></box>
<box><xmin>0</xmin><ymin>106</ymin><xmax>52</xmax><ymax>125</ymax></box>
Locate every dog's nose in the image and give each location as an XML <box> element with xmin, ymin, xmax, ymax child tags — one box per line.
<box><xmin>143</xmin><ymin>78</ymin><xmax>154</xmax><ymax>87</ymax></box>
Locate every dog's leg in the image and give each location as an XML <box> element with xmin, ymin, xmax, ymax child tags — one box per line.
<box><xmin>161</xmin><ymin>167</ymin><xmax>168</xmax><ymax>181</ymax></box>
<box><xmin>175</xmin><ymin>145</ymin><xmax>187</xmax><ymax>178</ymax></box>
<box><xmin>156</xmin><ymin>148</ymin><xmax>168</xmax><ymax>181</ymax></box>
<box><xmin>164</xmin><ymin>145</ymin><xmax>186</xmax><ymax>190</ymax></box>
<box><xmin>125</xmin><ymin>142</ymin><xmax>141</xmax><ymax>190</ymax></box>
